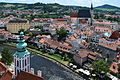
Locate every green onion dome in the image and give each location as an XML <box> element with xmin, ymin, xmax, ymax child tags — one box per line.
<box><xmin>16</xmin><ymin>43</ymin><xmax>27</xmax><ymax>49</ymax></box>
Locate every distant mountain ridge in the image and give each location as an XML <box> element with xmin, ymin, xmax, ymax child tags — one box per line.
<box><xmin>95</xmin><ymin>4</ymin><xmax>120</xmax><ymax>9</ymax></box>
<box><xmin>0</xmin><ymin>2</ymin><xmax>119</xmax><ymax>13</ymax></box>
<box><xmin>0</xmin><ymin>2</ymin><xmax>119</xmax><ymax>9</ymax></box>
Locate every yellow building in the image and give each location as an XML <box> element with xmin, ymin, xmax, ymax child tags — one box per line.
<box><xmin>6</xmin><ymin>19</ymin><xmax>30</xmax><ymax>33</ymax></box>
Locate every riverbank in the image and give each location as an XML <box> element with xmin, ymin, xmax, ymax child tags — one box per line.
<box><xmin>3</xmin><ymin>43</ymin><xmax>83</xmax><ymax>80</ymax></box>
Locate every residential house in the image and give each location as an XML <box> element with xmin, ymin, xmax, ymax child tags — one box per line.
<box><xmin>39</xmin><ymin>38</ymin><xmax>72</xmax><ymax>53</ymax></box>
<box><xmin>30</xmin><ymin>18</ymin><xmax>52</xmax><ymax>27</ymax></box>
<box><xmin>52</xmin><ymin>19</ymin><xmax>68</xmax><ymax>25</ymax></box>
<box><xmin>0</xmin><ymin>29</ymin><xmax>13</xmax><ymax>41</ymax></box>
<box><xmin>73</xmin><ymin>49</ymin><xmax>89</xmax><ymax>66</ymax></box>
<box><xmin>95</xmin><ymin>26</ymin><xmax>112</xmax><ymax>33</ymax></box>
<box><xmin>109</xmin><ymin>53</ymin><xmax>120</xmax><ymax>73</ymax></box>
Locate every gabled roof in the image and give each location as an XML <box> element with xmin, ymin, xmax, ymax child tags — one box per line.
<box><xmin>77</xmin><ymin>10</ymin><xmax>91</xmax><ymax>18</ymax></box>
<box><xmin>109</xmin><ymin>62</ymin><xmax>119</xmax><ymax>73</ymax></box>
<box><xmin>14</xmin><ymin>71</ymin><xmax>45</xmax><ymax>80</ymax></box>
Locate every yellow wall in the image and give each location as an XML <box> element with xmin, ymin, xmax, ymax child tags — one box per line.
<box><xmin>6</xmin><ymin>22</ymin><xmax>30</xmax><ymax>33</ymax></box>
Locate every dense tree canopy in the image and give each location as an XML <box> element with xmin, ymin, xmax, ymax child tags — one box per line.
<box><xmin>56</xmin><ymin>29</ymin><xmax>68</xmax><ymax>40</ymax></box>
<box><xmin>92</xmin><ymin>59</ymin><xmax>110</xmax><ymax>75</ymax></box>
<box><xmin>1</xmin><ymin>47</ymin><xmax>13</xmax><ymax>66</ymax></box>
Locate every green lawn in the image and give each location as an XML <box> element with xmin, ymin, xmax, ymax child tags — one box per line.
<box><xmin>96</xmin><ymin>8</ymin><xmax>118</xmax><ymax>11</ymax></box>
<box><xmin>5</xmin><ymin>42</ymin><xmax>69</xmax><ymax>65</ymax></box>
<box><xmin>18</xmin><ymin>7</ymin><xmax>25</xmax><ymax>10</ymax></box>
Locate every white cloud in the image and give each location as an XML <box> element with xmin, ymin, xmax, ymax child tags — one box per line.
<box><xmin>0</xmin><ymin>0</ymin><xmax>5</xmax><ymax>1</ymax></box>
<box><xmin>14</xmin><ymin>0</ymin><xmax>27</xmax><ymax>1</ymax></box>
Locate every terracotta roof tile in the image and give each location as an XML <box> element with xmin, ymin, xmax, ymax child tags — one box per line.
<box><xmin>110</xmin><ymin>31</ymin><xmax>120</xmax><ymax>39</ymax></box>
<box><xmin>88</xmin><ymin>55</ymin><xmax>96</xmax><ymax>60</ymax></box>
<box><xmin>110</xmin><ymin>62</ymin><xmax>119</xmax><ymax>73</ymax></box>
<box><xmin>0</xmin><ymin>62</ymin><xmax>13</xmax><ymax>80</ymax></box>
<box><xmin>14</xmin><ymin>71</ymin><xmax>45</xmax><ymax>80</ymax></box>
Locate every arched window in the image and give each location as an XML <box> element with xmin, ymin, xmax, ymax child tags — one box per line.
<box><xmin>17</xmin><ymin>60</ymin><xmax>19</xmax><ymax>67</ymax></box>
<box><xmin>23</xmin><ymin>60</ymin><xmax>24</xmax><ymax>68</ymax></box>
<box><xmin>25</xmin><ymin>59</ymin><xmax>27</xmax><ymax>66</ymax></box>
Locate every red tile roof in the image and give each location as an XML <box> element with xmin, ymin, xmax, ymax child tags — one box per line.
<box><xmin>110</xmin><ymin>31</ymin><xmax>120</xmax><ymax>39</ymax></box>
<box><xmin>70</xmin><ymin>13</ymin><xmax>78</xmax><ymax>17</ymax></box>
<box><xmin>110</xmin><ymin>62</ymin><xmax>119</xmax><ymax>73</ymax></box>
<box><xmin>14</xmin><ymin>71</ymin><xmax>45</xmax><ymax>80</ymax></box>
<box><xmin>76</xmin><ymin>49</ymin><xmax>90</xmax><ymax>58</ymax></box>
<box><xmin>39</xmin><ymin>38</ymin><xmax>72</xmax><ymax>52</ymax></box>
<box><xmin>0</xmin><ymin>62</ymin><xmax>13</xmax><ymax>80</ymax></box>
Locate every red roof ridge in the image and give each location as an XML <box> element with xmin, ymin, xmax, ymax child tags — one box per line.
<box><xmin>14</xmin><ymin>70</ymin><xmax>45</xmax><ymax>80</ymax></box>
<box><xmin>0</xmin><ymin>62</ymin><xmax>13</xmax><ymax>75</ymax></box>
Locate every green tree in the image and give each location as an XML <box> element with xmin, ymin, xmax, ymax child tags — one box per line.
<box><xmin>118</xmin><ymin>64</ymin><xmax>120</xmax><ymax>78</ymax></box>
<box><xmin>1</xmin><ymin>47</ymin><xmax>13</xmax><ymax>66</ymax></box>
<box><xmin>34</xmin><ymin>26</ymin><xmax>43</xmax><ymax>29</ymax></box>
<box><xmin>28</xmin><ymin>32</ymin><xmax>33</xmax><ymax>36</ymax></box>
<box><xmin>56</xmin><ymin>29</ymin><xmax>68</xmax><ymax>40</ymax></box>
<box><xmin>92</xmin><ymin>59</ymin><xmax>109</xmax><ymax>76</ymax></box>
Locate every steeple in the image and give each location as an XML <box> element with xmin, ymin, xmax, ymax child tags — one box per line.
<box><xmin>91</xmin><ymin>3</ymin><xmax>93</xmax><ymax>10</ymax></box>
<box><xmin>90</xmin><ymin>3</ymin><xmax>94</xmax><ymax>26</ymax></box>
<box><xmin>14</xmin><ymin>31</ymin><xmax>30</xmax><ymax>76</ymax></box>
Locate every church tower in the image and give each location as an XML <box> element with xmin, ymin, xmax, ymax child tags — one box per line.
<box><xmin>14</xmin><ymin>32</ymin><xmax>30</xmax><ymax>76</ymax></box>
<box><xmin>90</xmin><ymin>3</ymin><xmax>94</xmax><ymax>26</ymax></box>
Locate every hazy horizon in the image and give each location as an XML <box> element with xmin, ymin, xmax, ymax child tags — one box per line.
<box><xmin>0</xmin><ymin>0</ymin><xmax>120</xmax><ymax>7</ymax></box>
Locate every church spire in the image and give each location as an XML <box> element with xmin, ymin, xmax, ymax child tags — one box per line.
<box><xmin>91</xmin><ymin>3</ymin><xmax>93</xmax><ymax>10</ymax></box>
<box><xmin>90</xmin><ymin>2</ymin><xmax>94</xmax><ymax>26</ymax></box>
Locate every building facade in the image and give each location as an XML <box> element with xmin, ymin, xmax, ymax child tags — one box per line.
<box><xmin>6</xmin><ymin>19</ymin><xmax>30</xmax><ymax>33</ymax></box>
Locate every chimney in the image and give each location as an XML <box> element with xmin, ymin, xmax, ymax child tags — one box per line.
<box><xmin>37</xmin><ymin>70</ymin><xmax>42</xmax><ymax>77</ymax></box>
<box><xmin>30</xmin><ymin>68</ymin><xmax>34</xmax><ymax>74</ymax></box>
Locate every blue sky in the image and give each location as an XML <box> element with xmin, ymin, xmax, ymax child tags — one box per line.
<box><xmin>0</xmin><ymin>0</ymin><xmax>120</xmax><ymax>7</ymax></box>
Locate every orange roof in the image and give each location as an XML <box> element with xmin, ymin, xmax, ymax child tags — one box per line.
<box><xmin>0</xmin><ymin>62</ymin><xmax>13</xmax><ymax>80</ymax></box>
<box><xmin>14</xmin><ymin>71</ymin><xmax>45</xmax><ymax>80</ymax></box>
<box><xmin>89</xmin><ymin>52</ymin><xmax>98</xmax><ymax>56</ymax></box>
<box><xmin>70</xmin><ymin>13</ymin><xmax>78</xmax><ymax>17</ymax></box>
<box><xmin>110</xmin><ymin>62</ymin><xmax>119</xmax><ymax>73</ymax></box>
<box><xmin>98</xmin><ymin>38</ymin><xmax>118</xmax><ymax>50</ymax></box>
<box><xmin>94</xmin><ymin>21</ymin><xmax>112</xmax><ymax>25</ymax></box>
<box><xmin>88</xmin><ymin>55</ymin><xmax>96</xmax><ymax>60</ymax></box>
<box><xmin>76</xmin><ymin>49</ymin><xmax>90</xmax><ymax>58</ymax></box>
<box><xmin>99</xmin><ymin>42</ymin><xmax>117</xmax><ymax>50</ymax></box>
<box><xmin>80</xmin><ymin>42</ymin><xmax>90</xmax><ymax>48</ymax></box>
<box><xmin>39</xmin><ymin>38</ymin><xmax>46</xmax><ymax>43</ymax></box>
<box><xmin>39</xmin><ymin>38</ymin><xmax>72</xmax><ymax>52</ymax></box>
